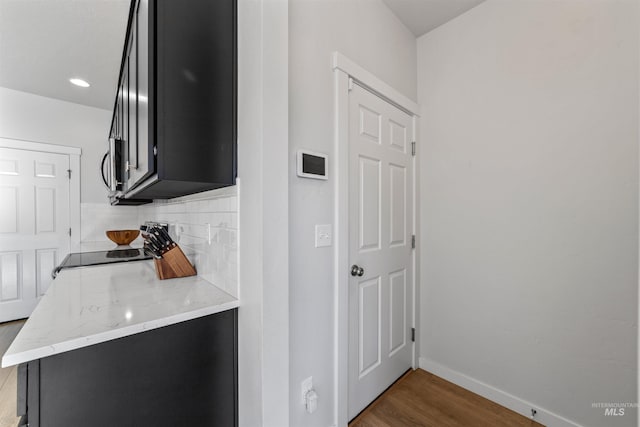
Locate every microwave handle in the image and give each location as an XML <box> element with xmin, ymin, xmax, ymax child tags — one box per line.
<box><xmin>108</xmin><ymin>138</ymin><xmax>121</xmax><ymax>192</ymax></box>
<box><xmin>100</xmin><ymin>151</ymin><xmax>110</xmax><ymax>190</ymax></box>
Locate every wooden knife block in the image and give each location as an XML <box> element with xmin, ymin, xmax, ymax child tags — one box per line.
<box><xmin>153</xmin><ymin>245</ymin><xmax>197</xmax><ymax>280</ymax></box>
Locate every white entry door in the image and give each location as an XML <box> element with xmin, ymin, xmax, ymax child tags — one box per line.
<box><xmin>0</xmin><ymin>147</ymin><xmax>71</xmax><ymax>322</ymax></box>
<box><xmin>348</xmin><ymin>82</ymin><xmax>415</xmax><ymax>419</ymax></box>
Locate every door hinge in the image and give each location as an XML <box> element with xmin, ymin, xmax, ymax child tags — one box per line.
<box><xmin>411</xmin><ymin>235</ymin><xmax>416</xmax><ymax>249</ymax></box>
<box><xmin>67</xmin><ymin>169</ymin><xmax>72</xmax><ymax>179</ymax></box>
<box><xmin>411</xmin><ymin>328</ymin><xmax>415</xmax><ymax>342</ymax></box>
<box><xmin>68</xmin><ymin>228</ymin><xmax>72</xmax><ymax>236</ymax></box>
<box><xmin>348</xmin><ymin>77</ymin><xmax>354</xmax><ymax>91</ymax></box>
<box><xmin>153</xmin><ymin>146</ymin><xmax>158</xmax><ymax>156</ymax></box>
<box><xmin>411</xmin><ymin>141</ymin><xmax>416</xmax><ymax>156</ymax></box>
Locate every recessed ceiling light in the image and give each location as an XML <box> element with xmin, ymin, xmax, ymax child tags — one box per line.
<box><xmin>69</xmin><ymin>78</ymin><xmax>90</xmax><ymax>88</ymax></box>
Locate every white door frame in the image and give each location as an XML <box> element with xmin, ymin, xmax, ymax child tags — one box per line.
<box><xmin>332</xmin><ymin>52</ymin><xmax>420</xmax><ymax>426</ymax></box>
<box><xmin>0</xmin><ymin>137</ymin><xmax>81</xmax><ymax>252</ymax></box>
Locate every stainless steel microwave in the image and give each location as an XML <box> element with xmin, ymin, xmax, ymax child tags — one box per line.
<box><xmin>101</xmin><ymin>138</ymin><xmax>149</xmax><ymax>205</ymax></box>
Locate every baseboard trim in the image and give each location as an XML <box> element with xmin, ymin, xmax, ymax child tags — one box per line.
<box><xmin>418</xmin><ymin>357</ymin><xmax>583</xmax><ymax>427</ymax></box>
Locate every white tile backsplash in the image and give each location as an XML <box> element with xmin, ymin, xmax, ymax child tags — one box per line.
<box><xmin>80</xmin><ymin>203</ymin><xmax>143</xmax><ymax>245</ymax></box>
<box><xmin>138</xmin><ymin>186</ymin><xmax>239</xmax><ymax>297</ymax></box>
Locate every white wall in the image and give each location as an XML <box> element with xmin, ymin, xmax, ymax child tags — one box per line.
<box><xmin>417</xmin><ymin>1</ymin><xmax>638</xmax><ymax>427</ymax></box>
<box><xmin>237</xmin><ymin>0</ymin><xmax>290</xmax><ymax>425</ymax></box>
<box><xmin>0</xmin><ymin>87</ymin><xmax>111</xmax><ymax>204</ymax></box>
<box><xmin>288</xmin><ymin>1</ymin><xmax>416</xmax><ymax>425</ymax></box>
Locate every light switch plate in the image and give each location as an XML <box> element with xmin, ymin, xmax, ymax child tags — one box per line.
<box><xmin>315</xmin><ymin>224</ymin><xmax>332</xmax><ymax>248</ymax></box>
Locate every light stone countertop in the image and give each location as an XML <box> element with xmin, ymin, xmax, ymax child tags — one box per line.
<box><xmin>1</xmin><ymin>261</ymin><xmax>238</xmax><ymax>367</ymax></box>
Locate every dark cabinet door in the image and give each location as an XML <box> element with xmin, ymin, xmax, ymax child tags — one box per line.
<box><xmin>127</xmin><ymin>13</ymin><xmax>138</xmax><ymax>187</ymax></box>
<box><xmin>121</xmin><ymin>59</ymin><xmax>129</xmax><ymax>184</ymax></box>
<box><xmin>29</xmin><ymin>310</ymin><xmax>238</xmax><ymax>427</ymax></box>
<box><xmin>17</xmin><ymin>363</ymin><xmax>27</xmax><ymax>417</ymax></box>
<box><xmin>114</xmin><ymin>93</ymin><xmax>119</xmax><ymax>140</ymax></box>
<box><xmin>113</xmin><ymin>88</ymin><xmax>123</xmax><ymax>192</ymax></box>
<box><xmin>156</xmin><ymin>0</ymin><xmax>236</xmax><ymax>186</ymax></box>
<box><xmin>126</xmin><ymin>0</ymin><xmax>152</xmax><ymax>192</ymax></box>
<box><xmin>119</xmin><ymin>75</ymin><xmax>124</xmax><ymax>142</ymax></box>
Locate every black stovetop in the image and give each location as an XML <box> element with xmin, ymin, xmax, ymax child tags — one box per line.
<box><xmin>53</xmin><ymin>248</ymin><xmax>152</xmax><ymax>278</ymax></box>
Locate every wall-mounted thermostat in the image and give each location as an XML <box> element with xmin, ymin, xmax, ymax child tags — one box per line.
<box><xmin>297</xmin><ymin>150</ymin><xmax>328</xmax><ymax>180</ymax></box>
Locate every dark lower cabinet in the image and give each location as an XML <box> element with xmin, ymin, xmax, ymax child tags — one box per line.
<box><xmin>17</xmin><ymin>309</ymin><xmax>237</xmax><ymax>427</ymax></box>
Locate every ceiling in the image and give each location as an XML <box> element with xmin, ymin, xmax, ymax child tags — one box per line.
<box><xmin>0</xmin><ymin>0</ymin><xmax>483</xmax><ymax>111</ymax></box>
<box><xmin>381</xmin><ymin>0</ymin><xmax>486</xmax><ymax>37</ymax></box>
<box><xmin>0</xmin><ymin>0</ymin><xmax>130</xmax><ymax>110</ymax></box>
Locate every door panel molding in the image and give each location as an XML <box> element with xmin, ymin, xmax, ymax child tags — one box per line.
<box><xmin>0</xmin><ymin>251</ymin><xmax>22</xmax><ymax>302</ymax></box>
<box><xmin>388</xmin><ymin>268</ymin><xmax>407</xmax><ymax>357</ymax></box>
<box><xmin>358</xmin><ymin>275</ymin><xmax>381</xmax><ymax>378</ymax></box>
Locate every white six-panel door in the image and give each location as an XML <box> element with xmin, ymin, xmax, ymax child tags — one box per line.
<box><xmin>0</xmin><ymin>147</ymin><xmax>71</xmax><ymax>322</ymax></box>
<box><xmin>348</xmin><ymin>82</ymin><xmax>414</xmax><ymax>419</ymax></box>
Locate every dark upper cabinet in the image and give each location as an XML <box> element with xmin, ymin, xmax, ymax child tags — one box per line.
<box><xmin>108</xmin><ymin>0</ymin><xmax>236</xmax><ymax>202</ymax></box>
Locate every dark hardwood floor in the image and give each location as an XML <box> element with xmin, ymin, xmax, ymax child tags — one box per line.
<box><xmin>350</xmin><ymin>369</ymin><xmax>544</xmax><ymax>427</ymax></box>
<box><xmin>0</xmin><ymin>320</ymin><xmax>25</xmax><ymax>427</ymax></box>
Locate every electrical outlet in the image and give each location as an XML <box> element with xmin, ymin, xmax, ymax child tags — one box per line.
<box><xmin>301</xmin><ymin>376</ymin><xmax>313</xmax><ymax>404</ymax></box>
<box><xmin>305</xmin><ymin>389</ymin><xmax>318</xmax><ymax>414</ymax></box>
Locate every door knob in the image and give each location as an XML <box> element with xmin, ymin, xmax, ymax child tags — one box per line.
<box><xmin>350</xmin><ymin>265</ymin><xmax>364</xmax><ymax>277</ymax></box>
